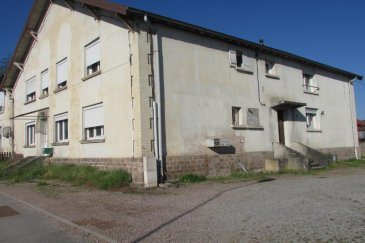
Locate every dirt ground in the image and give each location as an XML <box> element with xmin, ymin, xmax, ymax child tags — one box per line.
<box><xmin>0</xmin><ymin>167</ymin><xmax>364</xmax><ymax>242</ymax></box>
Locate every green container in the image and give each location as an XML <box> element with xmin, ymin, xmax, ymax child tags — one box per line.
<box><xmin>42</xmin><ymin>148</ymin><xmax>54</xmax><ymax>156</ymax></box>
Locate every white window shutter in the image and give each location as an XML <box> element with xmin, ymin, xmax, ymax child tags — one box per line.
<box><xmin>41</xmin><ymin>70</ymin><xmax>49</xmax><ymax>89</ymax></box>
<box><xmin>54</xmin><ymin>113</ymin><xmax>68</xmax><ymax>122</ymax></box>
<box><xmin>242</xmin><ymin>56</ymin><xmax>251</xmax><ymax>70</ymax></box>
<box><xmin>0</xmin><ymin>92</ymin><xmax>4</xmax><ymax>108</ymax></box>
<box><xmin>26</xmin><ymin>77</ymin><xmax>36</xmax><ymax>95</ymax></box>
<box><xmin>229</xmin><ymin>50</ymin><xmax>237</xmax><ymax>67</ymax></box>
<box><xmin>84</xmin><ymin>104</ymin><xmax>104</xmax><ymax>128</ymax></box>
<box><xmin>86</xmin><ymin>40</ymin><xmax>100</xmax><ymax>67</ymax></box>
<box><xmin>56</xmin><ymin>59</ymin><xmax>67</xmax><ymax>84</ymax></box>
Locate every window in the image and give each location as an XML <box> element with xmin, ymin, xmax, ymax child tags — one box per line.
<box><xmin>83</xmin><ymin>103</ymin><xmax>104</xmax><ymax>141</ymax></box>
<box><xmin>303</xmin><ymin>73</ymin><xmax>318</xmax><ymax>93</ymax></box>
<box><xmin>265</xmin><ymin>61</ymin><xmax>275</xmax><ymax>75</ymax></box>
<box><xmin>26</xmin><ymin>122</ymin><xmax>36</xmax><ymax>146</ymax></box>
<box><xmin>232</xmin><ymin>107</ymin><xmax>241</xmax><ymax>126</ymax></box>
<box><xmin>0</xmin><ymin>92</ymin><xmax>4</xmax><ymax>112</ymax></box>
<box><xmin>247</xmin><ymin>108</ymin><xmax>260</xmax><ymax>126</ymax></box>
<box><xmin>305</xmin><ymin>108</ymin><xmax>319</xmax><ymax>130</ymax></box>
<box><xmin>56</xmin><ymin>58</ymin><xmax>67</xmax><ymax>89</ymax></box>
<box><xmin>40</xmin><ymin>69</ymin><xmax>49</xmax><ymax>97</ymax></box>
<box><xmin>85</xmin><ymin>38</ymin><xmax>100</xmax><ymax>76</ymax></box>
<box><xmin>25</xmin><ymin>77</ymin><xmax>36</xmax><ymax>102</ymax></box>
<box><xmin>54</xmin><ymin>113</ymin><xmax>68</xmax><ymax>142</ymax></box>
<box><xmin>229</xmin><ymin>50</ymin><xmax>252</xmax><ymax>72</ymax></box>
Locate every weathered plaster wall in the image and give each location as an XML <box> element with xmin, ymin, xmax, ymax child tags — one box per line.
<box><xmin>13</xmin><ymin>2</ymin><xmax>133</xmax><ymax>158</ymax></box>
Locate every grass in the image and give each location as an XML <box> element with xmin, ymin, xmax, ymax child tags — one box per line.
<box><xmin>178</xmin><ymin>173</ymin><xmax>207</xmax><ymax>183</ymax></box>
<box><xmin>0</xmin><ymin>163</ymin><xmax>131</xmax><ymax>190</ymax></box>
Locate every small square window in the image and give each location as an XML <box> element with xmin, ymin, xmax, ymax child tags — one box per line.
<box><xmin>265</xmin><ymin>61</ymin><xmax>275</xmax><ymax>75</ymax></box>
<box><xmin>232</xmin><ymin>107</ymin><xmax>241</xmax><ymax>126</ymax></box>
<box><xmin>305</xmin><ymin>108</ymin><xmax>319</xmax><ymax>130</ymax></box>
<box><xmin>303</xmin><ymin>73</ymin><xmax>318</xmax><ymax>94</ymax></box>
<box><xmin>247</xmin><ymin>108</ymin><xmax>260</xmax><ymax>126</ymax></box>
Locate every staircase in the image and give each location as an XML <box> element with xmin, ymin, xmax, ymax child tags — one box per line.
<box><xmin>3</xmin><ymin>156</ymin><xmax>47</xmax><ymax>174</ymax></box>
<box><xmin>273</xmin><ymin>143</ymin><xmax>310</xmax><ymax>170</ymax></box>
<box><xmin>291</xmin><ymin>142</ymin><xmax>332</xmax><ymax>169</ymax></box>
<box><xmin>272</xmin><ymin>142</ymin><xmax>332</xmax><ymax>171</ymax></box>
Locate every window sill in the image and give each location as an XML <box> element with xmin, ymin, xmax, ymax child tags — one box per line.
<box><xmin>39</xmin><ymin>94</ymin><xmax>49</xmax><ymax>99</ymax></box>
<box><xmin>24</xmin><ymin>99</ymin><xmax>36</xmax><ymax>105</ymax></box>
<box><xmin>23</xmin><ymin>145</ymin><xmax>36</xmax><ymax>148</ymax></box>
<box><xmin>236</xmin><ymin>67</ymin><xmax>254</xmax><ymax>75</ymax></box>
<box><xmin>231</xmin><ymin>125</ymin><xmax>264</xmax><ymax>130</ymax></box>
<box><xmin>82</xmin><ymin>70</ymin><xmax>101</xmax><ymax>81</ymax></box>
<box><xmin>303</xmin><ymin>91</ymin><xmax>319</xmax><ymax>95</ymax></box>
<box><xmin>307</xmin><ymin>129</ymin><xmax>322</xmax><ymax>133</ymax></box>
<box><xmin>51</xmin><ymin>142</ymin><xmax>69</xmax><ymax>146</ymax></box>
<box><xmin>265</xmin><ymin>74</ymin><xmax>280</xmax><ymax>80</ymax></box>
<box><xmin>80</xmin><ymin>139</ymin><xmax>105</xmax><ymax>144</ymax></box>
<box><xmin>54</xmin><ymin>86</ymin><xmax>68</xmax><ymax>94</ymax></box>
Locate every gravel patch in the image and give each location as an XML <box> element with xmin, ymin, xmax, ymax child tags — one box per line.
<box><xmin>0</xmin><ymin>168</ymin><xmax>364</xmax><ymax>242</ymax></box>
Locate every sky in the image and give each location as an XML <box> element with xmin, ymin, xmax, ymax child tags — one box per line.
<box><xmin>0</xmin><ymin>0</ymin><xmax>364</xmax><ymax>118</ymax></box>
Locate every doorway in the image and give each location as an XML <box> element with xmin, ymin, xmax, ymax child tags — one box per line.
<box><xmin>277</xmin><ymin>110</ymin><xmax>285</xmax><ymax>145</ymax></box>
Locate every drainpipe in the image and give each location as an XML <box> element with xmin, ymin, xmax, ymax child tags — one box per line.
<box><xmin>255</xmin><ymin>51</ymin><xmax>265</xmax><ymax>106</ymax></box>
<box><xmin>151</xmin><ymin>32</ymin><xmax>165</xmax><ymax>182</ymax></box>
<box><xmin>348</xmin><ymin>78</ymin><xmax>359</xmax><ymax>159</ymax></box>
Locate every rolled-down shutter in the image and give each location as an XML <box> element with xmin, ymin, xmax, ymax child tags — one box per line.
<box><xmin>26</xmin><ymin>77</ymin><xmax>36</xmax><ymax>95</ymax></box>
<box><xmin>56</xmin><ymin>59</ymin><xmax>67</xmax><ymax>84</ymax></box>
<box><xmin>229</xmin><ymin>50</ymin><xmax>237</xmax><ymax>67</ymax></box>
<box><xmin>84</xmin><ymin>103</ymin><xmax>104</xmax><ymax>128</ymax></box>
<box><xmin>41</xmin><ymin>70</ymin><xmax>49</xmax><ymax>90</ymax></box>
<box><xmin>85</xmin><ymin>40</ymin><xmax>100</xmax><ymax>67</ymax></box>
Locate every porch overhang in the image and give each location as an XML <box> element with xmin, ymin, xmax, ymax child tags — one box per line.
<box><xmin>271</xmin><ymin>100</ymin><xmax>307</xmax><ymax>110</ymax></box>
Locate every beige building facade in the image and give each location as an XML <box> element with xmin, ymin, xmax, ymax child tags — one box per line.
<box><xmin>1</xmin><ymin>0</ymin><xmax>362</xmax><ymax>185</ymax></box>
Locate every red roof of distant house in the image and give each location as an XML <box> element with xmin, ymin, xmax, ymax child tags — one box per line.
<box><xmin>357</xmin><ymin>120</ymin><xmax>365</xmax><ymax>131</ymax></box>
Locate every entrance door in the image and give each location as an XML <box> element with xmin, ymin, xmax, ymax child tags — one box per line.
<box><xmin>38</xmin><ymin>119</ymin><xmax>48</xmax><ymax>156</ymax></box>
<box><xmin>277</xmin><ymin>110</ymin><xmax>285</xmax><ymax>145</ymax></box>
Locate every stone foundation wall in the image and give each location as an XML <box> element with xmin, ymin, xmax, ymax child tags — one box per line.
<box><xmin>165</xmin><ymin>151</ymin><xmax>273</xmax><ymax>180</ymax></box>
<box><xmin>318</xmin><ymin>147</ymin><xmax>356</xmax><ymax>161</ymax></box>
<box><xmin>49</xmin><ymin>157</ymin><xmax>144</xmax><ymax>185</ymax></box>
<box><xmin>360</xmin><ymin>142</ymin><xmax>365</xmax><ymax>157</ymax></box>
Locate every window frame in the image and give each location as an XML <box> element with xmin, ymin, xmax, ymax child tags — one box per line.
<box><xmin>305</xmin><ymin>108</ymin><xmax>320</xmax><ymax>131</ymax></box>
<box><xmin>56</xmin><ymin>58</ymin><xmax>68</xmax><ymax>90</ymax></box>
<box><xmin>25</xmin><ymin>77</ymin><xmax>36</xmax><ymax>103</ymax></box>
<box><xmin>25</xmin><ymin>122</ymin><xmax>36</xmax><ymax>146</ymax></box>
<box><xmin>40</xmin><ymin>69</ymin><xmax>49</xmax><ymax>97</ymax></box>
<box><xmin>232</xmin><ymin>106</ymin><xmax>241</xmax><ymax>126</ymax></box>
<box><xmin>84</xmin><ymin>38</ymin><xmax>101</xmax><ymax>77</ymax></box>
<box><xmin>229</xmin><ymin>50</ymin><xmax>253</xmax><ymax>74</ymax></box>
<box><xmin>54</xmin><ymin>113</ymin><xmax>69</xmax><ymax>143</ymax></box>
<box><xmin>82</xmin><ymin>103</ymin><xmax>104</xmax><ymax>142</ymax></box>
<box><xmin>303</xmin><ymin>73</ymin><xmax>319</xmax><ymax>94</ymax></box>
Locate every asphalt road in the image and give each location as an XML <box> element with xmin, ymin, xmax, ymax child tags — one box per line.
<box><xmin>0</xmin><ymin>193</ymin><xmax>80</xmax><ymax>243</ymax></box>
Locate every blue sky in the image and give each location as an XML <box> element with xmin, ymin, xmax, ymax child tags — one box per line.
<box><xmin>1</xmin><ymin>0</ymin><xmax>364</xmax><ymax>118</ymax></box>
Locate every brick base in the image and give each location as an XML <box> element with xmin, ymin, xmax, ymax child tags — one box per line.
<box><xmin>48</xmin><ymin>157</ymin><xmax>144</xmax><ymax>185</ymax></box>
<box><xmin>318</xmin><ymin>147</ymin><xmax>356</xmax><ymax>161</ymax></box>
<box><xmin>165</xmin><ymin>151</ymin><xmax>273</xmax><ymax>180</ymax></box>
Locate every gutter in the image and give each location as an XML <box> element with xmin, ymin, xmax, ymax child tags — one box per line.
<box><xmin>348</xmin><ymin>79</ymin><xmax>360</xmax><ymax>159</ymax></box>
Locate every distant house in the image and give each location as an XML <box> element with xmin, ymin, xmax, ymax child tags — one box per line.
<box><xmin>357</xmin><ymin>120</ymin><xmax>365</xmax><ymax>141</ymax></box>
<box><xmin>0</xmin><ymin>0</ymin><xmax>362</xmax><ymax>186</ymax></box>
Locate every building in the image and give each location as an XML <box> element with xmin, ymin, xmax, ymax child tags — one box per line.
<box><xmin>1</xmin><ymin>0</ymin><xmax>362</xmax><ymax>185</ymax></box>
<box><xmin>357</xmin><ymin>120</ymin><xmax>365</xmax><ymax>141</ymax></box>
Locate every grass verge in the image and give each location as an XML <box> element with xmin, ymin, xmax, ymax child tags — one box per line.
<box><xmin>0</xmin><ymin>163</ymin><xmax>131</xmax><ymax>190</ymax></box>
<box><xmin>178</xmin><ymin>173</ymin><xmax>207</xmax><ymax>184</ymax></box>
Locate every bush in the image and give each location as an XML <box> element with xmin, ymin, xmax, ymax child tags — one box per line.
<box><xmin>178</xmin><ymin>173</ymin><xmax>207</xmax><ymax>183</ymax></box>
